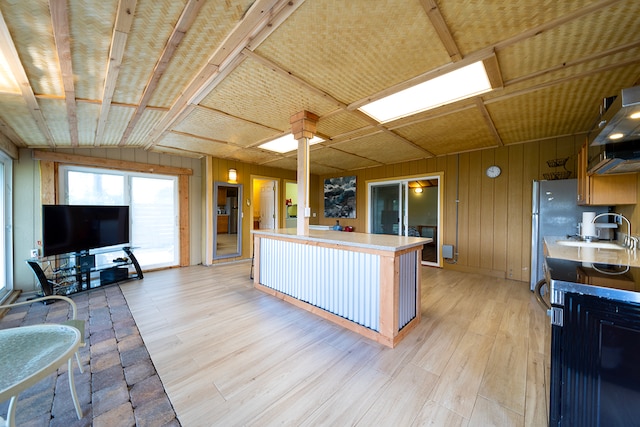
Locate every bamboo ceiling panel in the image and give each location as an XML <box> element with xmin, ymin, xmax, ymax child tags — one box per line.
<box><xmin>261</xmin><ymin>156</ymin><xmax>299</xmax><ymax>172</ymax></box>
<box><xmin>0</xmin><ymin>94</ymin><xmax>46</xmax><ymax>146</ymax></box>
<box><xmin>173</xmin><ymin>107</ymin><xmax>278</xmax><ymax>147</ymax></box>
<box><xmin>125</xmin><ymin>109</ymin><xmax>166</xmax><ymax>145</ymax></box>
<box><xmin>77</xmin><ymin>103</ymin><xmax>101</xmax><ymax>146</ymax></box>
<box><xmin>316</xmin><ymin>111</ymin><xmax>372</xmax><ymax>140</ymax></box>
<box><xmin>265</xmin><ymin>153</ymin><xmax>344</xmax><ymax>175</ymax></box>
<box><xmin>495</xmin><ymin>1</ymin><xmax>640</xmax><ymax>83</ymax></box>
<box><xmin>395</xmin><ymin>108</ymin><xmax>497</xmax><ymax>155</ymax></box>
<box><xmin>113</xmin><ymin>1</ymin><xmax>186</xmax><ymax>106</ymax></box>
<box><xmin>68</xmin><ymin>0</ymin><xmax>117</xmax><ymax>100</ymax></box>
<box><xmin>439</xmin><ymin>0</ymin><xmax>598</xmax><ymax>56</ymax></box>
<box><xmin>158</xmin><ymin>132</ymin><xmax>240</xmax><ymax>158</ymax></box>
<box><xmin>0</xmin><ymin>56</ymin><xmax>18</xmax><ymax>94</ymax></box>
<box><xmin>255</xmin><ymin>0</ymin><xmax>451</xmax><ymax>104</ymax></box>
<box><xmin>199</xmin><ymin>58</ymin><xmax>339</xmax><ymax>131</ymax></box>
<box><xmin>0</xmin><ymin>0</ymin><xmax>62</xmax><ymax>96</ymax></box>
<box><xmin>98</xmin><ymin>106</ymin><xmax>136</xmax><ymax>146</ymax></box>
<box><xmin>148</xmin><ymin>0</ymin><xmax>255</xmax><ymax>108</ymax></box>
<box><xmin>39</xmin><ymin>99</ymin><xmax>70</xmax><ymax>146</ymax></box>
<box><xmin>0</xmin><ymin>1</ymin><xmax>639</xmax><ymax>170</ymax></box>
<box><xmin>488</xmin><ymin>66</ymin><xmax>640</xmax><ymax>144</ymax></box>
<box><xmin>309</xmin><ymin>146</ymin><xmax>380</xmax><ymax>170</ymax></box>
<box><xmin>151</xmin><ymin>145</ymin><xmax>202</xmax><ymax>159</ymax></box>
<box><xmin>330</xmin><ymin>133</ymin><xmax>429</xmax><ymax>165</ymax></box>
<box><xmin>229</xmin><ymin>147</ymin><xmax>287</xmax><ymax>165</ymax></box>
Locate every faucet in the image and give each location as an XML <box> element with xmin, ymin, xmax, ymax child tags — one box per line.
<box><xmin>592</xmin><ymin>213</ymin><xmax>637</xmax><ymax>250</ymax></box>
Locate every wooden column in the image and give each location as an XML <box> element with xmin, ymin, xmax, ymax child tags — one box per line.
<box><xmin>290</xmin><ymin>111</ymin><xmax>318</xmax><ymax>236</ymax></box>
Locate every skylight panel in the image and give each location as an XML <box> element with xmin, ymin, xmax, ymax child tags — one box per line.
<box><xmin>359</xmin><ymin>61</ymin><xmax>492</xmax><ymax>123</ymax></box>
<box><xmin>258</xmin><ymin>134</ymin><xmax>324</xmax><ymax>154</ymax></box>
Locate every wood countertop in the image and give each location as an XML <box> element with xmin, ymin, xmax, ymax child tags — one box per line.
<box><xmin>544</xmin><ymin>236</ymin><xmax>640</xmax><ymax>267</ymax></box>
<box><xmin>252</xmin><ymin>228</ymin><xmax>431</xmax><ymax>252</ymax></box>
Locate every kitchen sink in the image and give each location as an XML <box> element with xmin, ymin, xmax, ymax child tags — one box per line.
<box><xmin>555</xmin><ymin>240</ymin><xmax>625</xmax><ymax>250</ymax></box>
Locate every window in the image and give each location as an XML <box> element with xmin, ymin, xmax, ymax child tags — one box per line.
<box><xmin>60</xmin><ymin>166</ymin><xmax>178</xmax><ymax>269</ymax></box>
<box><xmin>0</xmin><ymin>152</ymin><xmax>12</xmax><ymax>301</ymax></box>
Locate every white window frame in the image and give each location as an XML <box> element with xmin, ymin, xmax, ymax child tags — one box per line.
<box><xmin>0</xmin><ymin>151</ymin><xmax>12</xmax><ymax>301</ymax></box>
<box><xmin>59</xmin><ymin>165</ymin><xmax>179</xmax><ymax>269</ymax></box>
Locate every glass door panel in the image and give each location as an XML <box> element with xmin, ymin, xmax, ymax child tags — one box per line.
<box><xmin>369</xmin><ymin>176</ymin><xmax>441</xmax><ymax>267</ymax></box>
<box><xmin>370</xmin><ymin>183</ymin><xmax>402</xmax><ymax>235</ymax></box>
<box><xmin>130</xmin><ymin>176</ymin><xmax>178</xmax><ymax>268</ymax></box>
<box><xmin>408</xmin><ymin>179</ymin><xmax>440</xmax><ymax>265</ymax></box>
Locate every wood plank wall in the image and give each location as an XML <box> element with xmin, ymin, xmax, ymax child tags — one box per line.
<box><xmin>317</xmin><ymin>136</ymin><xmax>584</xmax><ymax>283</ymax></box>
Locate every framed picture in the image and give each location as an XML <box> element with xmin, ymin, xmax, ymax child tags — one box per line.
<box><xmin>324</xmin><ymin>176</ymin><xmax>356</xmax><ymax>218</ymax></box>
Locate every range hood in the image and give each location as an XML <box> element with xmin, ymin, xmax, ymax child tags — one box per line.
<box><xmin>587</xmin><ymin>85</ymin><xmax>640</xmax><ymax>174</ymax></box>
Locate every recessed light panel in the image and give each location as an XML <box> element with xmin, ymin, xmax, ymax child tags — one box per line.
<box><xmin>258</xmin><ymin>134</ymin><xmax>324</xmax><ymax>153</ymax></box>
<box><xmin>359</xmin><ymin>61</ymin><xmax>492</xmax><ymax>123</ymax></box>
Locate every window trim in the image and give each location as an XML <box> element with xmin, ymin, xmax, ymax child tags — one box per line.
<box><xmin>32</xmin><ymin>150</ymin><xmax>192</xmax><ymax>267</ymax></box>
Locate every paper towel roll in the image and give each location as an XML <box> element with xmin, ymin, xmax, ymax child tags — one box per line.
<box><xmin>581</xmin><ymin>212</ymin><xmax>597</xmax><ymax>238</ymax></box>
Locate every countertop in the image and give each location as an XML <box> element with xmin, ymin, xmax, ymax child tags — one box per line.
<box><xmin>543</xmin><ymin>236</ymin><xmax>640</xmax><ymax>302</ymax></box>
<box><xmin>544</xmin><ymin>236</ymin><xmax>640</xmax><ymax>268</ymax></box>
<box><xmin>252</xmin><ymin>228</ymin><xmax>432</xmax><ymax>252</ymax></box>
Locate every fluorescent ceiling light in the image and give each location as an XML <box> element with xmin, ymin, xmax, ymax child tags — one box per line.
<box><xmin>258</xmin><ymin>134</ymin><xmax>324</xmax><ymax>153</ymax></box>
<box><xmin>359</xmin><ymin>61</ymin><xmax>493</xmax><ymax>123</ymax></box>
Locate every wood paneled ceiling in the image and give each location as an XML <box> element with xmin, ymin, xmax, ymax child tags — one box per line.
<box><xmin>0</xmin><ymin>0</ymin><xmax>638</xmax><ymax>175</ymax></box>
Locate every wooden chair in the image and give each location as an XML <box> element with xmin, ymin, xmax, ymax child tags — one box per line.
<box><xmin>0</xmin><ymin>295</ymin><xmax>87</xmax><ymax>373</ymax></box>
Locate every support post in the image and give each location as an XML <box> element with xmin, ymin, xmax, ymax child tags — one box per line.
<box><xmin>290</xmin><ymin>111</ymin><xmax>319</xmax><ymax>236</ymax></box>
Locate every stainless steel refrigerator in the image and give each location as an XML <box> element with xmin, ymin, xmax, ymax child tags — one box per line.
<box><xmin>530</xmin><ymin>179</ymin><xmax>607</xmax><ymax>290</ymax></box>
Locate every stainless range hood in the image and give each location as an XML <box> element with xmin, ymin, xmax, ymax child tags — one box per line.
<box><xmin>587</xmin><ymin>85</ymin><xmax>640</xmax><ymax>174</ymax></box>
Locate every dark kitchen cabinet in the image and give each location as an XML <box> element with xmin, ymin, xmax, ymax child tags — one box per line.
<box><xmin>550</xmin><ymin>291</ymin><xmax>640</xmax><ymax>426</ymax></box>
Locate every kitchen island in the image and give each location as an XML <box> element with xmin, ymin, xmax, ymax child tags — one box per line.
<box><xmin>252</xmin><ymin>229</ymin><xmax>431</xmax><ymax>348</ymax></box>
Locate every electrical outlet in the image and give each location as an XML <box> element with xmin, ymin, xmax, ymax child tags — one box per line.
<box><xmin>30</xmin><ymin>249</ymin><xmax>39</xmax><ymax>258</ymax></box>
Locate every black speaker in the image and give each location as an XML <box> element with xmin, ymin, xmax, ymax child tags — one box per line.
<box><xmin>100</xmin><ymin>267</ymin><xmax>128</xmax><ymax>284</ymax></box>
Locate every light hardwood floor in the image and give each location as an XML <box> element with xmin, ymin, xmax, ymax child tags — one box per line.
<box><xmin>120</xmin><ymin>262</ymin><xmax>551</xmax><ymax>426</ymax></box>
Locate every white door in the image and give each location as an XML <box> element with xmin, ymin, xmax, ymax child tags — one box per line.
<box><xmin>259</xmin><ymin>180</ymin><xmax>276</xmax><ymax>229</ymax></box>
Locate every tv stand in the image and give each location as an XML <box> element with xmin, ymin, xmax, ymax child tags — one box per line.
<box><xmin>27</xmin><ymin>246</ymin><xmax>143</xmax><ymax>296</ymax></box>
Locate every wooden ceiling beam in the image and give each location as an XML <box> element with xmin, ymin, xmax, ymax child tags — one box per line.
<box><xmin>95</xmin><ymin>0</ymin><xmax>137</xmax><ymax>146</ymax></box>
<box><xmin>0</xmin><ymin>9</ymin><xmax>55</xmax><ymax>146</ymax></box>
<box><xmin>118</xmin><ymin>0</ymin><xmax>205</xmax><ymax>147</ymax></box>
<box><xmin>475</xmin><ymin>98</ymin><xmax>503</xmax><ymax>147</ymax></box>
<box><xmin>144</xmin><ymin>0</ymin><xmax>305</xmax><ymax>150</ymax></box>
<box><xmin>50</xmin><ymin>0</ymin><xmax>78</xmax><ymax>147</ymax></box>
<box><xmin>419</xmin><ymin>0</ymin><xmax>462</xmax><ymax>62</ymax></box>
<box><xmin>0</xmin><ymin>132</ymin><xmax>18</xmax><ymax>159</ymax></box>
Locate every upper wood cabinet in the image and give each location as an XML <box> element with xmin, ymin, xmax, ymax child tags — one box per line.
<box><xmin>217</xmin><ymin>188</ymin><xmax>226</xmax><ymax>206</ymax></box>
<box><xmin>577</xmin><ymin>141</ymin><xmax>637</xmax><ymax>206</ymax></box>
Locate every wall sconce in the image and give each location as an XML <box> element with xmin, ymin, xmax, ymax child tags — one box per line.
<box><xmin>228</xmin><ymin>168</ymin><xmax>237</xmax><ymax>182</ymax></box>
<box><xmin>414</xmin><ymin>186</ymin><xmax>423</xmax><ymax>194</ymax></box>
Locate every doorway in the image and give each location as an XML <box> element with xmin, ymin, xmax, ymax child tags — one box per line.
<box><xmin>213</xmin><ymin>182</ymin><xmax>242</xmax><ymax>259</ymax></box>
<box><xmin>368</xmin><ymin>175</ymin><xmax>442</xmax><ymax>267</ymax></box>
<box><xmin>251</xmin><ymin>177</ymin><xmax>278</xmax><ymax>230</ymax></box>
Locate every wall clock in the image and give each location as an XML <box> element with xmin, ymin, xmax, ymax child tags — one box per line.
<box><xmin>486</xmin><ymin>165</ymin><xmax>501</xmax><ymax>178</ymax></box>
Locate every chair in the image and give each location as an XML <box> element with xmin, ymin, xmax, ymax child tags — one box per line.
<box><xmin>0</xmin><ymin>295</ymin><xmax>87</xmax><ymax>373</ymax></box>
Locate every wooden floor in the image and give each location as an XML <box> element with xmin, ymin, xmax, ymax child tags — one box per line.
<box><xmin>120</xmin><ymin>262</ymin><xmax>551</xmax><ymax>426</ymax></box>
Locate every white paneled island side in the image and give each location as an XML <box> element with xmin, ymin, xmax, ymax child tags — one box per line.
<box><xmin>252</xmin><ymin>229</ymin><xmax>431</xmax><ymax>348</ymax></box>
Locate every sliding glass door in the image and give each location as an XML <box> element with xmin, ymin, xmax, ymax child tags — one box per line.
<box><xmin>369</xmin><ymin>176</ymin><xmax>441</xmax><ymax>266</ymax></box>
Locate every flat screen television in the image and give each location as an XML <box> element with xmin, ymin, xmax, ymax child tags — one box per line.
<box><xmin>42</xmin><ymin>205</ymin><xmax>130</xmax><ymax>257</ymax></box>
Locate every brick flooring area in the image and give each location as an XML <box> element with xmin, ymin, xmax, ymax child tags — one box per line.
<box><xmin>0</xmin><ymin>286</ymin><xmax>180</xmax><ymax>427</ymax></box>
